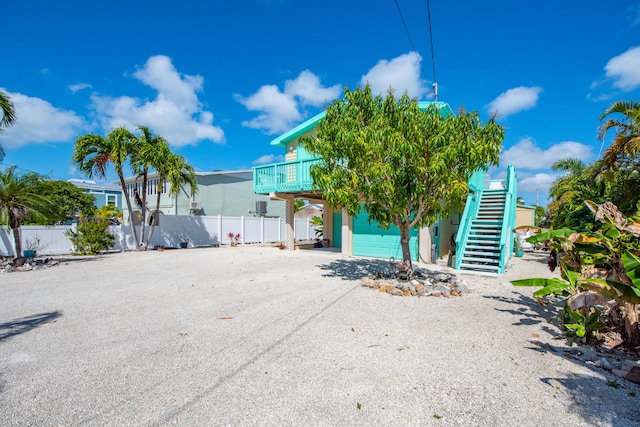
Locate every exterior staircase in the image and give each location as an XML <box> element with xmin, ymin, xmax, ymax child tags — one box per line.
<box><xmin>454</xmin><ymin>164</ymin><xmax>517</xmax><ymax>276</ymax></box>
<box><xmin>458</xmin><ymin>189</ymin><xmax>506</xmax><ymax>275</ymax></box>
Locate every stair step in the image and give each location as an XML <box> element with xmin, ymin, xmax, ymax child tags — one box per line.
<box><xmin>466</xmin><ymin>245</ymin><xmax>500</xmax><ymax>251</ymax></box>
<box><xmin>465</xmin><ymin>250</ymin><xmax>501</xmax><ymax>257</ymax></box>
<box><xmin>467</xmin><ymin>236</ymin><xmax>500</xmax><ymax>241</ymax></box>
<box><xmin>459</xmin><ymin>262</ymin><xmax>500</xmax><ymax>272</ymax></box>
<box><xmin>462</xmin><ymin>256</ymin><xmax>500</xmax><ymax>264</ymax></box>
<box><xmin>458</xmin><ymin>269</ymin><xmax>499</xmax><ymax>277</ymax></box>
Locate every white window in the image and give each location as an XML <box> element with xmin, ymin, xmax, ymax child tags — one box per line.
<box><xmin>106</xmin><ymin>194</ymin><xmax>117</xmax><ymax>206</ymax></box>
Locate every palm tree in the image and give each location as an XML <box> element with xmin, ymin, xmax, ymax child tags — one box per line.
<box><xmin>129</xmin><ymin>126</ymin><xmax>169</xmax><ymax>248</ymax></box>
<box><xmin>0</xmin><ymin>166</ymin><xmax>56</xmax><ymax>258</ymax></box>
<box><xmin>598</xmin><ymin>100</ymin><xmax>640</xmax><ymax>169</ymax></box>
<box><xmin>0</xmin><ymin>89</ymin><xmax>17</xmax><ymax>161</ymax></box>
<box><xmin>72</xmin><ymin>127</ymin><xmax>141</xmax><ymax>249</ymax></box>
<box><xmin>145</xmin><ymin>150</ymin><xmax>197</xmax><ymax>246</ymax></box>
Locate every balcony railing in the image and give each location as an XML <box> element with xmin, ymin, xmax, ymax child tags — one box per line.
<box><xmin>253</xmin><ymin>158</ymin><xmax>321</xmax><ymax>194</ymax></box>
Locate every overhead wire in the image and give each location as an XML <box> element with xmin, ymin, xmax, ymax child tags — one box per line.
<box><xmin>393</xmin><ymin>0</ymin><xmax>439</xmax><ymax>100</ymax></box>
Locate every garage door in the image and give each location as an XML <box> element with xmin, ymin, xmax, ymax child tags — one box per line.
<box><xmin>352</xmin><ymin>212</ymin><xmax>418</xmax><ymax>261</ymax></box>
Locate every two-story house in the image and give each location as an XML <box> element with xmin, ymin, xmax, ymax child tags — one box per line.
<box><xmin>253</xmin><ymin>102</ymin><xmax>518</xmax><ymax>275</ymax></box>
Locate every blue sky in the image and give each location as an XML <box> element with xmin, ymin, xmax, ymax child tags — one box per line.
<box><xmin>2</xmin><ymin>1</ymin><xmax>640</xmax><ymax>207</ymax></box>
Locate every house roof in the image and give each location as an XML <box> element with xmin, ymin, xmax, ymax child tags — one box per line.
<box><xmin>269</xmin><ymin>101</ymin><xmax>454</xmax><ymax>149</ymax></box>
<box><xmin>68</xmin><ymin>178</ymin><xmax>121</xmax><ymax>192</ymax></box>
<box><xmin>122</xmin><ymin>169</ymin><xmax>253</xmax><ymax>183</ymax></box>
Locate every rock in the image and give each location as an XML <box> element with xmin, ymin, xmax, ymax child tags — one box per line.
<box><xmin>386</xmin><ymin>286</ymin><xmax>394</xmax><ymax>295</ymax></box>
<box><xmin>431</xmin><ymin>291</ymin><xmax>442</xmax><ymax>297</ymax></box>
<box><xmin>415</xmin><ymin>283</ymin><xmax>424</xmax><ymax>292</ymax></box>
<box><xmin>379</xmin><ymin>285</ymin><xmax>387</xmax><ymax>293</ymax></box>
<box><xmin>450</xmin><ymin>290</ymin><xmax>460</xmax><ymax>297</ymax></box>
<box><xmin>392</xmin><ymin>289</ymin><xmax>404</xmax><ymax>296</ymax></box>
<box><xmin>410</xmin><ymin>287</ymin><xmax>417</xmax><ymax>296</ymax></box>
<box><xmin>372</xmin><ymin>282</ymin><xmax>380</xmax><ymax>290</ymax></box>
<box><xmin>402</xmin><ymin>289</ymin><xmax>411</xmax><ymax>297</ymax></box>
<box><xmin>456</xmin><ymin>280</ymin><xmax>469</xmax><ymax>293</ymax></box>
<box><xmin>4</xmin><ymin>265</ymin><xmax>13</xmax><ymax>273</ymax></box>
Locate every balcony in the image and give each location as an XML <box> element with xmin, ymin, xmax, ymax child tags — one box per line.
<box><xmin>253</xmin><ymin>158</ymin><xmax>322</xmax><ymax>195</ymax></box>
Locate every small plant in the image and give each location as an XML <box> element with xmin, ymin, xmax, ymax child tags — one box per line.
<box><xmin>178</xmin><ymin>232</ymin><xmax>190</xmax><ymax>248</ymax></box>
<box><xmin>606</xmin><ymin>379</ymin><xmax>622</xmax><ymax>388</ymax></box>
<box><xmin>25</xmin><ymin>236</ymin><xmax>41</xmax><ymax>251</ymax></box>
<box><xmin>563</xmin><ymin>305</ymin><xmax>606</xmax><ymax>345</ymax></box>
<box><xmin>65</xmin><ymin>217</ymin><xmax>114</xmax><ymax>255</ymax></box>
<box><xmin>227</xmin><ymin>232</ymin><xmax>240</xmax><ymax>246</ymax></box>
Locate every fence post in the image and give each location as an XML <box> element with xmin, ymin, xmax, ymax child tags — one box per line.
<box><xmin>306</xmin><ymin>219</ymin><xmax>310</xmax><ymax>240</ymax></box>
<box><xmin>240</xmin><ymin>216</ymin><xmax>245</xmax><ymax>245</ymax></box>
<box><xmin>217</xmin><ymin>215</ymin><xmax>222</xmax><ymax>245</ymax></box>
<box><xmin>260</xmin><ymin>216</ymin><xmax>265</xmax><ymax>244</ymax></box>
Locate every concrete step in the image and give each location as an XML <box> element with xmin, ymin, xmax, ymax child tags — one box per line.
<box><xmin>459</xmin><ymin>262</ymin><xmax>500</xmax><ymax>272</ymax></box>
<box><xmin>462</xmin><ymin>256</ymin><xmax>500</xmax><ymax>264</ymax></box>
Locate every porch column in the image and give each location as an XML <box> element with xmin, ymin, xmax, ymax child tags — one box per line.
<box><xmin>284</xmin><ymin>197</ymin><xmax>295</xmax><ymax>250</ymax></box>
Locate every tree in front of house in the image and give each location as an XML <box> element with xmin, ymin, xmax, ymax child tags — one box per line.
<box><xmin>300</xmin><ymin>85</ymin><xmax>504</xmax><ymax>263</ymax></box>
<box><xmin>72</xmin><ymin>127</ymin><xmax>141</xmax><ymax>249</ymax></box>
<box><xmin>144</xmin><ymin>145</ymin><xmax>197</xmax><ymax>247</ymax></box>
<box><xmin>29</xmin><ymin>180</ymin><xmax>96</xmax><ymax>224</ymax></box>
<box><xmin>0</xmin><ymin>166</ymin><xmax>57</xmax><ymax>258</ymax></box>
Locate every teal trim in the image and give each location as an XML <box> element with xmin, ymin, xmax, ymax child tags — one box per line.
<box><xmin>332</xmin><ymin>212</ymin><xmax>342</xmax><ymax>248</ymax></box>
<box><xmin>270</xmin><ymin>111</ymin><xmax>326</xmax><ymax>149</ymax></box>
<box><xmin>497</xmin><ymin>164</ymin><xmax>517</xmax><ymax>274</ymax></box>
<box><xmin>253</xmin><ymin>158</ymin><xmax>321</xmax><ymax>194</ymax></box>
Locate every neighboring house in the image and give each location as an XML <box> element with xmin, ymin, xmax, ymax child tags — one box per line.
<box><xmin>515</xmin><ymin>204</ymin><xmax>537</xmax><ymax>228</ymax></box>
<box><xmin>253</xmin><ymin>102</ymin><xmax>518</xmax><ymax>275</ymax></box>
<box><xmin>122</xmin><ymin>170</ymin><xmax>285</xmax><ymax>225</ymax></box>
<box><xmin>68</xmin><ymin>179</ymin><xmax>123</xmax><ymax>211</ymax></box>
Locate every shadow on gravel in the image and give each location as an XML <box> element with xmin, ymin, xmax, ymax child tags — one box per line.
<box><xmin>316</xmin><ymin>257</ymin><xmax>393</xmax><ymax>280</ymax></box>
<box><xmin>0</xmin><ymin>311</ymin><xmax>63</xmax><ymax>342</ymax></box>
<box><xmin>484</xmin><ymin>291</ymin><xmax>562</xmax><ymax>334</ymax></box>
<box><xmin>491</xmin><ymin>291</ymin><xmax>640</xmax><ymax>425</ymax></box>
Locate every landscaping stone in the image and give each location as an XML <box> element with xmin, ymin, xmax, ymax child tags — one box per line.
<box><xmin>361</xmin><ymin>267</ymin><xmax>467</xmax><ymax>298</ymax></box>
<box><xmin>0</xmin><ymin>257</ymin><xmax>62</xmax><ymax>273</ymax></box>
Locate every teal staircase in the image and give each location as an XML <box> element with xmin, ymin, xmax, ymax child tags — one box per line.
<box><xmin>455</xmin><ymin>165</ymin><xmax>517</xmax><ymax>276</ymax></box>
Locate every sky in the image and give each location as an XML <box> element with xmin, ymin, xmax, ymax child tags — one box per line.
<box><xmin>2</xmin><ymin>1</ymin><xmax>640</xmax><ymax>207</ymax></box>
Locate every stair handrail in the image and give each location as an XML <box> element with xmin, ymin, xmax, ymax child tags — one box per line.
<box><xmin>454</xmin><ymin>168</ymin><xmax>485</xmax><ymax>269</ymax></box>
<box><xmin>497</xmin><ymin>164</ymin><xmax>517</xmax><ymax>273</ymax></box>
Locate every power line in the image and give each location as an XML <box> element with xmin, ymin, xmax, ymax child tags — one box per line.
<box><xmin>393</xmin><ymin>0</ymin><xmax>439</xmax><ymax>100</ymax></box>
<box><xmin>393</xmin><ymin>0</ymin><xmax>428</xmax><ymax>82</ymax></box>
<box><xmin>426</xmin><ymin>0</ymin><xmax>438</xmax><ymax>100</ymax></box>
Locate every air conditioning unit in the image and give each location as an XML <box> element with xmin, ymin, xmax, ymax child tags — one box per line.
<box><xmin>189</xmin><ymin>201</ymin><xmax>202</xmax><ymax>211</ymax></box>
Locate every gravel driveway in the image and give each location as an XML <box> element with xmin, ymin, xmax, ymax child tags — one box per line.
<box><xmin>0</xmin><ymin>246</ymin><xmax>638</xmax><ymax>426</ymax></box>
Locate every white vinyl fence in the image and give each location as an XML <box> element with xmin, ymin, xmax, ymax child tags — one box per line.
<box><xmin>0</xmin><ymin>216</ymin><xmax>319</xmax><ymax>257</ymax></box>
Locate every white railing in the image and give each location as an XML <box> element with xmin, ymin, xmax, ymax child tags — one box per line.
<box><xmin>0</xmin><ymin>216</ymin><xmax>319</xmax><ymax>257</ymax></box>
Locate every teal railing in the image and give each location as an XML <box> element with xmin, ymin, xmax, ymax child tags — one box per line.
<box><xmin>497</xmin><ymin>164</ymin><xmax>517</xmax><ymax>274</ymax></box>
<box><xmin>454</xmin><ymin>168</ymin><xmax>486</xmax><ymax>270</ymax></box>
<box><xmin>253</xmin><ymin>158</ymin><xmax>321</xmax><ymax>194</ymax></box>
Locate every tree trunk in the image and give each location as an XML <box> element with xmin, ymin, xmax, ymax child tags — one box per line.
<box><xmin>621</xmin><ymin>302</ymin><xmax>640</xmax><ymax>348</ymax></box>
<box><xmin>11</xmin><ymin>226</ymin><xmax>21</xmax><ymax>259</ymax></box>
<box><xmin>400</xmin><ymin>226</ymin><xmax>412</xmax><ymax>268</ymax></box>
<box><xmin>139</xmin><ymin>172</ymin><xmax>148</xmax><ymax>250</ymax></box>
<box><xmin>145</xmin><ymin>189</ymin><xmax>162</xmax><ymax>247</ymax></box>
<box><xmin>117</xmin><ymin>171</ymin><xmax>139</xmax><ymax>250</ymax></box>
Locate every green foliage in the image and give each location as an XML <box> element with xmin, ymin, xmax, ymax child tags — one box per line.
<box><xmin>0</xmin><ymin>166</ymin><xmax>58</xmax><ymax>257</ymax></box>
<box><xmin>299</xmin><ymin>85</ymin><xmax>504</xmax><ymax>261</ymax></box>
<box><xmin>310</xmin><ymin>215</ymin><xmax>323</xmax><ymax>238</ymax></box>
<box><xmin>563</xmin><ymin>305</ymin><xmax>606</xmax><ymax>345</ymax></box>
<box><xmin>95</xmin><ymin>204</ymin><xmax>122</xmax><ymax>221</ymax></box>
<box><xmin>65</xmin><ymin>217</ymin><xmax>114</xmax><ymax>255</ymax></box>
<box><xmin>29</xmin><ymin>180</ymin><xmax>96</xmax><ymax>224</ymax></box>
<box><xmin>511</xmin><ymin>201</ymin><xmax>640</xmax><ymax>347</ymax></box>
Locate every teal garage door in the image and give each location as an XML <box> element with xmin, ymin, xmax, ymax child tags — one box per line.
<box><xmin>352</xmin><ymin>213</ymin><xmax>418</xmax><ymax>261</ymax></box>
<box><xmin>332</xmin><ymin>212</ymin><xmax>342</xmax><ymax>248</ymax></box>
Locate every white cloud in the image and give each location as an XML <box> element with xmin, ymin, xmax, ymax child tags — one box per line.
<box><xmin>486</xmin><ymin>86</ymin><xmax>542</xmax><ymax>119</ymax></box>
<box><xmin>501</xmin><ymin>137</ymin><xmax>593</xmax><ymax>170</ymax></box>
<box><xmin>68</xmin><ymin>83</ymin><xmax>92</xmax><ymax>93</ymax></box>
<box><xmin>0</xmin><ymin>90</ymin><xmax>87</xmax><ymax>149</ymax></box>
<box><xmin>236</xmin><ymin>70</ymin><xmax>341</xmax><ymax>135</ymax></box>
<box><xmin>605</xmin><ymin>46</ymin><xmax>640</xmax><ymax>91</ymax></box>
<box><xmin>252</xmin><ymin>154</ymin><xmax>285</xmax><ymax>165</ymax></box>
<box><xmin>518</xmin><ymin>173</ymin><xmax>557</xmax><ymax>193</ymax></box>
<box><xmin>500</xmin><ymin>138</ymin><xmax>593</xmax><ymax>170</ymax></box>
<box><xmin>92</xmin><ymin>55</ymin><xmax>224</xmax><ymax>147</ymax></box>
<box><xmin>360</xmin><ymin>52</ymin><xmax>428</xmax><ymax>99</ymax></box>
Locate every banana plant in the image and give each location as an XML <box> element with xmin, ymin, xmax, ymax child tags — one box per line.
<box><xmin>511</xmin><ymin>201</ymin><xmax>640</xmax><ymax>347</ymax></box>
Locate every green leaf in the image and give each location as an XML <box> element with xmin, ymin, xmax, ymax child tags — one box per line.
<box><xmin>525</xmin><ymin>228</ymin><xmax>576</xmax><ymax>244</ymax></box>
<box><xmin>622</xmin><ymin>250</ymin><xmax>640</xmax><ymax>288</ymax></box>
<box><xmin>582</xmin><ymin>278</ymin><xmax>640</xmax><ymax>304</ymax></box>
<box><xmin>565</xmin><ymin>323</ymin><xmax>586</xmax><ymax>337</ymax></box>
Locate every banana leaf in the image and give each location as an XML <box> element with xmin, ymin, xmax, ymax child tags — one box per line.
<box><xmin>622</xmin><ymin>250</ymin><xmax>640</xmax><ymax>288</ymax></box>
<box><xmin>581</xmin><ymin>278</ymin><xmax>640</xmax><ymax>304</ymax></box>
<box><xmin>525</xmin><ymin>228</ymin><xmax>576</xmax><ymax>244</ymax></box>
<box><xmin>511</xmin><ymin>278</ymin><xmax>570</xmax><ymax>297</ymax></box>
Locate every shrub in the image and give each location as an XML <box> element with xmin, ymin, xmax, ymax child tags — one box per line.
<box><xmin>65</xmin><ymin>217</ymin><xmax>114</xmax><ymax>255</ymax></box>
